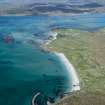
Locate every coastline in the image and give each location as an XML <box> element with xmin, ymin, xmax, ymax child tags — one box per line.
<box><xmin>46</xmin><ymin>31</ymin><xmax>80</xmax><ymax>92</ymax></box>
<box><xmin>45</xmin><ymin>31</ymin><xmax>58</xmax><ymax>45</ymax></box>
<box><xmin>55</xmin><ymin>52</ymin><xmax>80</xmax><ymax>92</ymax></box>
<box><xmin>46</xmin><ymin>28</ymin><xmax>105</xmax><ymax>105</ymax></box>
<box><xmin>31</xmin><ymin>31</ymin><xmax>80</xmax><ymax>105</ymax></box>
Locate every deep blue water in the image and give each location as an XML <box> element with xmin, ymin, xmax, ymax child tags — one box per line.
<box><xmin>0</xmin><ymin>13</ymin><xmax>105</xmax><ymax>105</ymax></box>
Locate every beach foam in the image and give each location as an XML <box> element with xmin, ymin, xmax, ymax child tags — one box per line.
<box><xmin>45</xmin><ymin>31</ymin><xmax>58</xmax><ymax>45</ymax></box>
<box><xmin>32</xmin><ymin>92</ymin><xmax>40</xmax><ymax>105</ymax></box>
<box><xmin>47</xmin><ymin>31</ymin><xmax>80</xmax><ymax>92</ymax></box>
<box><xmin>55</xmin><ymin>53</ymin><xmax>80</xmax><ymax>92</ymax></box>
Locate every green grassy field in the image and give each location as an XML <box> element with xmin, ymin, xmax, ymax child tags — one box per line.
<box><xmin>45</xmin><ymin>29</ymin><xmax>105</xmax><ymax>105</ymax></box>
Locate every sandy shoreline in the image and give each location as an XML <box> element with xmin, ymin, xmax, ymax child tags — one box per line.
<box><xmin>32</xmin><ymin>31</ymin><xmax>80</xmax><ymax>105</ymax></box>
<box><xmin>55</xmin><ymin>53</ymin><xmax>80</xmax><ymax>92</ymax></box>
<box><xmin>48</xmin><ymin>31</ymin><xmax>80</xmax><ymax>92</ymax></box>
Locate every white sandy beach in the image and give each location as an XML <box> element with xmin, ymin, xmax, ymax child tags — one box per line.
<box><xmin>47</xmin><ymin>31</ymin><xmax>80</xmax><ymax>92</ymax></box>
<box><xmin>55</xmin><ymin>52</ymin><xmax>80</xmax><ymax>92</ymax></box>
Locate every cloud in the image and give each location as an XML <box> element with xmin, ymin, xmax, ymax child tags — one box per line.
<box><xmin>68</xmin><ymin>0</ymin><xmax>105</xmax><ymax>5</ymax></box>
<box><xmin>0</xmin><ymin>0</ymin><xmax>105</xmax><ymax>5</ymax></box>
<box><xmin>0</xmin><ymin>0</ymin><xmax>68</xmax><ymax>4</ymax></box>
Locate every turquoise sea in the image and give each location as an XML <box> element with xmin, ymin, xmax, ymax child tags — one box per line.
<box><xmin>0</xmin><ymin>13</ymin><xmax>105</xmax><ymax>105</ymax></box>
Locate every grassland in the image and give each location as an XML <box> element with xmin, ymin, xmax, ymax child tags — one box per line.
<box><xmin>45</xmin><ymin>28</ymin><xmax>105</xmax><ymax>105</ymax></box>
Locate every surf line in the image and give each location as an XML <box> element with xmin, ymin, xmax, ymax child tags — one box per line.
<box><xmin>31</xmin><ymin>92</ymin><xmax>53</xmax><ymax>105</ymax></box>
<box><xmin>55</xmin><ymin>52</ymin><xmax>80</xmax><ymax>92</ymax></box>
<box><xmin>32</xmin><ymin>92</ymin><xmax>40</xmax><ymax>105</ymax></box>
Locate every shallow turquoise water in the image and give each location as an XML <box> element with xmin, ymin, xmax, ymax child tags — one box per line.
<box><xmin>0</xmin><ymin>14</ymin><xmax>105</xmax><ymax>105</ymax></box>
<box><xmin>0</xmin><ymin>42</ymin><xmax>71</xmax><ymax>105</ymax></box>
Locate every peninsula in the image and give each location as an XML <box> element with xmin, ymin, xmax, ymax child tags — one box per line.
<box><xmin>45</xmin><ymin>28</ymin><xmax>105</xmax><ymax>105</ymax></box>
